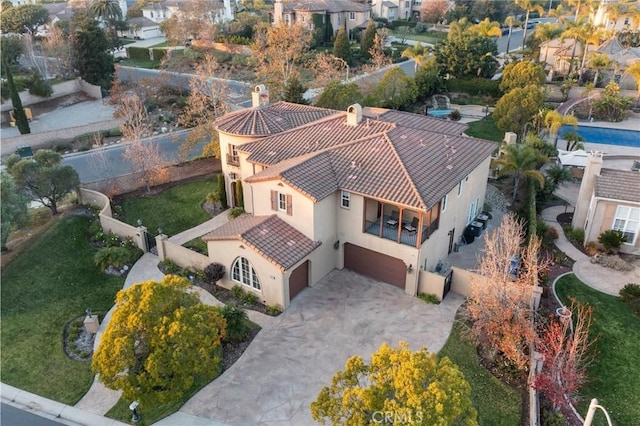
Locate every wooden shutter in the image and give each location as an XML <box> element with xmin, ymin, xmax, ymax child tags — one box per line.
<box><xmin>271</xmin><ymin>190</ymin><xmax>277</xmax><ymax>211</ymax></box>
<box><xmin>286</xmin><ymin>194</ymin><xmax>293</xmax><ymax>216</ymax></box>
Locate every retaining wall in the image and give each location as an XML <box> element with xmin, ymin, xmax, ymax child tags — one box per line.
<box><xmin>156</xmin><ymin>235</ymin><xmax>210</xmax><ymax>271</ymax></box>
<box><xmin>1</xmin><ymin>78</ymin><xmax>102</xmax><ymax>113</ymax></box>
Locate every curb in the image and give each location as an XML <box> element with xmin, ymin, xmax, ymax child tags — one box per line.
<box><xmin>1</xmin><ymin>383</ymin><xmax>129</xmax><ymax>426</ymax></box>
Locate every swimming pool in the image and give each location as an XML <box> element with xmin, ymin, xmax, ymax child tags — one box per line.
<box><xmin>428</xmin><ymin>109</ymin><xmax>453</xmax><ymax>118</ymax></box>
<box><xmin>560</xmin><ymin>125</ymin><xmax>640</xmax><ymax>148</ymax></box>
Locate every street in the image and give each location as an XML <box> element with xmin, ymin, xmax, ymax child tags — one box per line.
<box><xmin>62</xmin><ymin>131</ymin><xmax>206</xmax><ymax>183</ymax></box>
<box><xmin>1</xmin><ymin>403</ymin><xmax>65</xmax><ymax>426</ymax></box>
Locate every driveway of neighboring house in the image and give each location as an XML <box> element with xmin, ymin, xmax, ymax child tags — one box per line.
<box><xmin>173</xmin><ymin>269</ymin><xmax>464</xmax><ymax>426</ymax></box>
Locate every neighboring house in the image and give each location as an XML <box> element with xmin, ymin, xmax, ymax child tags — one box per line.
<box><xmin>573</xmin><ymin>151</ymin><xmax>640</xmax><ymax>254</ymax></box>
<box><xmin>117</xmin><ymin>16</ymin><xmax>162</xmax><ymax>39</ymax></box>
<box><xmin>272</xmin><ymin>0</ymin><xmax>371</xmax><ymax>37</ymax></box>
<box><xmin>539</xmin><ymin>38</ymin><xmax>595</xmax><ymax>75</ymax></box>
<box><xmin>41</xmin><ymin>2</ymin><xmax>76</xmax><ymax>29</ymax></box>
<box><xmin>141</xmin><ymin>0</ymin><xmax>234</xmax><ymax>25</ymax></box>
<box><xmin>591</xmin><ymin>0</ymin><xmax>640</xmax><ymax>33</ymax></box>
<box><xmin>595</xmin><ymin>37</ymin><xmax>640</xmax><ymax>89</ymax></box>
<box><xmin>203</xmin><ymin>85</ymin><xmax>497</xmax><ymax>309</ymax></box>
<box><xmin>372</xmin><ymin>0</ymin><xmax>427</xmax><ymax>21</ymax></box>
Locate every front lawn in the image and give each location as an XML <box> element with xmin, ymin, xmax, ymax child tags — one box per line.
<box><xmin>439</xmin><ymin>317</ymin><xmax>522</xmax><ymax>425</ymax></box>
<box><xmin>117</xmin><ymin>178</ymin><xmax>215</xmax><ymax>237</ymax></box>
<box><xmin>1</xmin><ymin>215</ymin><xmax>124</xmax><ymax>404</ymax></box>
<box><xmin>465</xmin><ymin>116</ymin><xmax>504</xmax><ymax>142</ymax></box>
<box><xmin>556</xmin><ymin>274</ymin><xmax>640</xmax><ymax>426</ymax></box>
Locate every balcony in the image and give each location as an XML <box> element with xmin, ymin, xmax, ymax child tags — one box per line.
<box><xmin>364</xmin><ymin>214</ymin><xmax>439</xmax><ymax>247</ymax></box>
<box><xmin>226</xmin><ymin>154</ymin><xmax>240</xmax><ymax>166</ymax></box>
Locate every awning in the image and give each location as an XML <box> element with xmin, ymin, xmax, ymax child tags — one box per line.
<box><xmin>557</xmin><ymin>149</ymin><xmax>588</xmax><ymax>168</ymax></box>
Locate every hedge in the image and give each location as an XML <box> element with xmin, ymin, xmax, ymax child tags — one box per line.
<box><xmin>445</xmin><ymin>78</ymin><xmax>502</xmax><ymax>97</ymax></box>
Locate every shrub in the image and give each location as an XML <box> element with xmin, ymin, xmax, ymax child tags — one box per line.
<box><xmin>546</xmin><ymin>226</ymin><xmax>559</xmax><ymax>240</ymax></box>
<box><xmin>231</xmin><ymin>285</ymin><xmax>244</xmax><ymax>299</ymax></box>
<box><xmin>584</xmin><ymin>241</ymin><xmax>599</xmax><ymax>256</ymax></box>
<box><xmin>542</xmin><ymin>409</ymin><xmax>565</xmax><ymax>426</ymax></box>
<box><xmin>620</xmin><ymin>283</ymin><xmax>640</xmax><ymax>303</ymax></box>
<box><xmin>418</xmin><ymin>293</ymin><xmax>440</xmax><ymax>304</ymax></box>
<box><xmin>445</xmin><ymin>78</ymin><xmax>502</xmax><ymax>97</ymax></box>
<box><xmin>162</xmin><ymin>259</ymin><xmax>180</xmax><ymax>274</ymax></box>
<box><xmin>217</xmin><ymin>174</ymin><xmax>227</xmax><ymax>208</ymax></box>
<box><xmin>206</xmin><ymin>191</ymin><xmax>220</xmax><ymax>204</ymax></box>
<box><xmin>94</xmin><ymin>246</ymin><xmax>136</xmax><ymax>270</ymax></box>
<box><xmin>228</xmin><ymin>207</ymin><xmax>244</xmax><ymax>219</ymax></box>
<box><xmin>592</xmin><ymin>254</ymin><xmax>633</xmax><ymax>271</ymax></box>
<box><xmin>414</xmin><ymin>22</ymin><xmax>427</xmax><ymax>33</ymax></box>
<box><xmin>241</xmin><ymin>291</ymin><xmax>258</xmax><ymax>305</ymax></box>
<box><xmin>218</xmin><ymin>304</ymin><xmax>249</xmax><ymax>342</ymax></box>
<box><xmin>266</xmin><ymin>305</ymin><xmax>283</xmax><ymax>316</ymax></box>
<box><xmin>448</xmin><ymin>110</ymin><xmax>461</xmax><ymax>121</ymax></box>
<box><xmin>103</xmin><ymin>232</ymin><xmax>122</xmax><ymax>248</ymax></box>
<box><xmin>205</xmin><ymin>262</ymin><xmax>225</xmax><ymax>284</ymax></box>
<box><xmin>231</xmin><ymin>55</ymin><xmax>249</xmax><ymax>67</ymax></box>
<box><xmin>563</xmin><ymin>226</ymin><xmax>585</xmax><ymax>247</ymax></box>
<box><xmin>27</xmin><ymin>72</ymin><xmax>53</xmax><ymax>97</ymax></box>
<box><xmin>598</xmin><ymin>230</ymin><xmax>626</xmax><ymax>254</ymax></box>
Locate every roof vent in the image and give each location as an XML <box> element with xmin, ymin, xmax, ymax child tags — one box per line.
<box><xmin>346</xmin><ymin>103</ymin><xmax>362</xmax><ymax>126</ymax></box>
<box><xmin>252</xmin><ymin>84</ymin><xmax>269</xmax><ymax>108</ymax></box>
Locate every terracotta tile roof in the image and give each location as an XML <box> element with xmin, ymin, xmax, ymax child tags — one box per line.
<box><xmin>242</xmin><ymin>114</ymin><xmax>395</xmax><ymax>165</ymax></box>
<box><xmin>286</xmin><ymin>0</ymin><xmax>371</xmax><ymax>13</ymax></box>
<box><xmin>202</xmin><ymin>215</ymin><xmax>321</xmax><ymax>271</ymax></box>
<box><xmin>215</xmin><ymin>102</ymin><xmax>335</xmax><ymax>136</ymax></box>
<box><xmin>595</xmin><ymin>169</ymin><xmax>640</xmax><ymax>203</ymax></box>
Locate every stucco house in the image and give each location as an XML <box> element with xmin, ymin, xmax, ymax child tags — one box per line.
<box><xmin>201</xmin><ymin>86</ymin><xmax>497</xmax><ymax>309</ymax></box>
<box><xmin>573</xmin><ymin>151</ymin><xmax>640</xmax><ymax>254</ymax></box>
<box><xmin>141</xmin><ymin>0</ymin><xmax>234</xmax><ymax>25</ymax></box>
<box><xmin>272</xmin><ymin>0</ymin><xmax>371</xmax><ymax>37</ymax></box>
<box><xmin>117</xmin><ymin>17</ymin><xmax>162</xmax><ymax>39</ymax></box>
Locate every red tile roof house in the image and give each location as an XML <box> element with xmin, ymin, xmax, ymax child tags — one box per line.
<box><xmin>203</xmin><ymin>85</ymin><xmax>497</xmax><ymax>309</ymax></box>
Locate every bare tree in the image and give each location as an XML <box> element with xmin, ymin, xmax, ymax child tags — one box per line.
<box><xmin>311</xmin><ymin>52</ymin><xmax>348</xmax><ymax>88</ymax></box>
<box><xmin>42</xmin><ymin>26</ymin><xmax>74</xmax><ymax>78</ymax></box>
<box><xmin>178</xmin><ymin>54</ymin><xmax>230</xmax><ymax>158</ymax></box>
<box><xmin>366</xmin><ymin>29</ymin><xmax>391</xmax><ymax>72</ymax></box>
<box><xmin>465</xmin><ymin>214</ymin><xmax>538</xmax><ymax>371</ymax></box>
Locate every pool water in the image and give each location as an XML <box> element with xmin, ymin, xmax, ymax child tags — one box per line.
<box><xmin>427</xmin><ymin>109</ymin><xmax>453</xmax><ymax>117</ymax></box>
<box><xmin>560</xmin><ymin>125</ymin><xmax>640</xmax><ymax>148</ymax></box>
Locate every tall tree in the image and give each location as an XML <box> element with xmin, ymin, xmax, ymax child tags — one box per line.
<box><xmin>534</xmin><ymin>22</ymin><xmax>562</xmax><ymax>65</ymax></box>
<box><xmin>465</xmin><ymin>214</ymin><xmax>540</xmax><ymax>370</ymax></box>
<box><xmin>401</xmin><ymin>42</ymin><xmax>429</xmax><ymax>73</ymax></box>
<box><xmin>281</xmin><ymin>76</ymin><xmax>309</xmax><ymax>105</ymax></box>
<box><xmin>311</xmin><ymin>342</ymin><xmax>477</xmax><ymax>425</ymax></box>
<box><xmin>543</xmin><ymin>110</ymin><xmax>578</xmax><ymax>147</ymax></box>
<box><xmin>470</xmin><ymin>18</ymin><xmax>502</xmax><ymax>38</ymax></box>
<box><xmin>493</xmin><ymin>84</ymin><xmax>545</xmax><ymax>139</ymax></box>
<box><xmin>89</xmin><ymin>0</ymin><xmax>122</xmax><ymax>21</ymax></box>
<box><xmin>92</xmin><ymin>275</ymin><xmax>227</xmax><ymax>407</ymax></box>
<box><xmin>0</xmin><ymin>35</ymin><xmax>23</xmax><ymax>67</ymax></box>
<box><xmin>435</xmin><ymin>19</ymin><xmax>498</xmax><ymax>78</ymax></box>
<box><xmin>7</xmin><ymin>150</ymin><xmax>80</xmax><ymax>215</ymax></box>
<box><xmin>42</xmin><ymin>26</ymin><xmax>74</xmax><ymax>78</ymax></box>
<box><xmin>503</xmin><ymin>15</ymin><xmax>518</xmax><ymax>54</ymax></box>
<box><xmin>415</xmin><ymin>65</ymin><xmax>445</xmax><ymax>100</ymax></box>
<box><xmin>515</xmin><ymin>0</ymin><xmax>544</xmax><ymax>50</ymax></box>
<box><xmin>0</xmin><ymin>4</ymin><xmax>49</xmax><ymax>34</ymax></box>
<box><xmin>624</xmin><ymin>60</ymin><xmax>640</xmax><ymax>101</ymax></box>
<box><xmin>360</xmin><ymin>19</ymin><xmax>376</xmax><ymax>61</ymax></box>
<box><xmin>0</xmin><ymin>171</ymin><xmax>29</xmax><ymax>252</ymax></box>
<box><xmin>500</xmin><ymin>61</ymin><xmax>546</xmax><ymax>93</ymax></box>
<box><xmin>496</xmin><ymin>142</ymin><xmax>546</xmax><ymax>203</ymax></box>
<box><xmin>312</xmin><ymin>52</ymin><xmax>349</xmax><ymax>88</ymax></box>
<box><xmin>332</xmin><ymin>27</ymin><xmax>351</xmax><ymax>65</ymax></box>
<box><xmin>373</xmin><ymin>66</ymin><xmax>417</xmax><ymax>110</ymax></box>
<box><xmin>2</xmin><ymin>55</ymin><xmax>30</xmax><ymax>135</ymax></box>
<box><xmin>314</xmin><ymin>81</ymin><xmax>363</xmax><ymax>110</ymax></box>
<box><xmin>251</xmin><ymin>22</ymin><xmax>312</xmax><ymax>100</ymax></box>
<box><xmin>420</xmin><ymin>0</ymin><xmax>449</xmax><ymax>24</ymax></box>
<box><xmin>587</xmin><ymin>52</ymin><xmax>612</xmax><ymax>86</ymax></box>
<box><xmin>71</xmin><ymin>11</ymin><xmax>114</xmax><ymax>88</ymax></box>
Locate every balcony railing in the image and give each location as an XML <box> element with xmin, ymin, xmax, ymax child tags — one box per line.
<box><xmin>364</xmin><ymin>215</ymin><xmax>439</xmax><ymax>248</ymax></box>
<box><xmin>226</xmin><ymin>154</ymin><xmax>240</xmax><ymax>166</ymax></box>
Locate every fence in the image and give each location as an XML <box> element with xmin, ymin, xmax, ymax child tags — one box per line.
<box><xmin>77</xmin><ymin>187</ymin><xmax>147</xmax><ymax>252</ymax></box>
<box><xmin>417</xmin><ymin>270</ymin><xmax>446</xmax><ymax>300</ymax></box>
<box><xmin>156</xmin><ymin>234</ymin><xmax>210</xmax><ymax>271</ymax></box>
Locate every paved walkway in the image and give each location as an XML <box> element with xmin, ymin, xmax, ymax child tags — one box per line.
<box><xmin>169</xmin><ymin>212</ymin><xmax>230</xmax><ymax>245</ymax></box>
<box><xmin>540</xmin><ymin>204</ymin><xmax>640</xmax><ymax>296</ymax></box>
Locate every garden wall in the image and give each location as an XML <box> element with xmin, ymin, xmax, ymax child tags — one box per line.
<box><xmin>77</xmin><ymin>187</ymin><xmax>147</xmax><ymax>251</ymax></box>
<box><xmin>417</xmin><ymin>270</ymin><xmax>445</xmax><ymax>300</ymax></box>
<box><xmin>156</xmin><ymin>235</ymin><xmax>210</xmax><ymax>271</ymax></box>
<box><xmin>450</xmin><ymin>266</ymin><xmax>477</xmax><ymax>297</ymax></box>
<box><xmin>1</xmin><ymin>78</ymin><xmax>102</xmax><ymax>113</ymax></box>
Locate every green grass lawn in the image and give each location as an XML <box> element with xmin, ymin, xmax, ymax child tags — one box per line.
<box><xmin>183</xmin><ymin>237</ymin><xmax>208</xmax><ymax>255</ymax></box>
<box><xmin>118</xmin><ymin>178</ymin><xmax>215</xmax><ymax>237</ymax></box>
<box><xmin>391</xmin><ymin>30</ymin><xmax>446</xmax><ymax>45</ymax></box>
<box><xmin>556</xmin><ymin>274</ymin><xmax>640</xmax><ymax>426</ymax></box>
<box><xmin>465</xmin><ymin>116</ymin><xmax>504</xmax><ymax>142</ymax></box>
<box><xmin>439</xmin><ymin>318</ymin><xmax>521</xmax><ymax>425</ymax></box>
<box><xmin>1</xmin><ymin>215</ymin><xmax>124</xmax><ymax>404</ymax></box>
<box><xmin>118</xmin><ymin>58</ymin><xmax>161</xmax><ymax>69</ymax></box>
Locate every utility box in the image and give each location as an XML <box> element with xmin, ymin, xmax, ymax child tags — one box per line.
<box><xmin>84</xmin><ymin>315</ymin><xmax>100</xmax><ymax>334</ymax></box>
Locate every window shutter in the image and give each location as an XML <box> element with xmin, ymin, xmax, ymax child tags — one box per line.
<box><xmin>271</xmin><ymin>190</ymin><xmax>277</xmax><ymax>211</ymax></box>
<box><xmin>286</xmin><ymin>194</ymin><xmax>293</xmax><ymax>216</ymax></box>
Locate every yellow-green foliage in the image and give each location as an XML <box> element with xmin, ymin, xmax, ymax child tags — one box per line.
<box><xmin>92</xmin><ymin>275</ymin><xmax>227</xmax><ymax>406</ymax></box>
<box><xmin>311</xmin><ymin>342</ymin><xmax>478</xmax><ymax>425</ymax></box>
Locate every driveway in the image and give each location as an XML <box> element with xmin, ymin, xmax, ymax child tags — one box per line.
<box><xmin>176</xmin><ymin>269</ymin><xmax>464</xmax><ymax>425</ymax></box>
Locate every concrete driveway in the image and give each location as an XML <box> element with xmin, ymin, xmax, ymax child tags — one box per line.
<box><xmin>176</xmin><ymin>269</ymin><xmax>464</xmax><ymax>425</ymax></box>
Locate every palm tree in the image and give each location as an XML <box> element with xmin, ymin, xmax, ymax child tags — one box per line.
<box><xmin>546</xmin><ymin>165</ymin><xmax>572</xmax><ymax>186</ymax></box>
<box><xmin>89</xmin><ymin>0</ymin><xmax>122</xmax><ymax>21</ymax></box>
<box><xmin>401</xmin><ymin>42</ymin><xmax>430</xmax><ymax>73</ymax></box>
<box><xmin>624</xmin><ymin>60</ymin><xmax>640</xmax><ymax>102</ymax></box>
<box><xmin>496</xmin><ymin>143</ymin><xmax>546</xmax><ymax>204</ymax></box>
<box><xmin>544</xmin><ymin>110</ymin><xmax>578</xmax><ymax>147</ymax></box>
<box><xmin>587</xmin><ymin>52</ymin><xmax>611</xmax><ymax>86</ymax></box>
<box><xmin>535</xmin><ymin>22</ymin><xmax>562</xmax><ymax>65</ymax></box>
<box><xmin>504</xmin><ymin>16</ymin><xmax>518</xmax><ymax>54</ymax></box>
<box><xmin>515</xmin><ymin>0</ymin><xmax>544</xmax><ymax>50</ymax></box>
<box><xmin>563</xmin><ymin>131</ymin><xmax>585</xmax><ymax>151</ymax></box>
<box><xmin>560</xmin><ymin>18</ymin><xmax>590</xmax><ymax>76</ymax></box>
<box><xmin>548</xmin><ymin>4</ymin><xmax>568</xmax><ymax>26</ymax></box>
<box><xmin>471</xmin><ymin>18</ymin><xmax>502</xmax><ymax>38</ymax></box>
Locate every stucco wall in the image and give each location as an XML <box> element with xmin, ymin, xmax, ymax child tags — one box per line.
<box><xmin>417</xmin><ymin>270</ymin><xmax>445</xmax><ymax>301</ymax></box>
<box><xmin>206</xmin><ymin>239</ymin><xmax>285</xmax><ymax>308</ymax></box>
<box><xmin>156</xmin><ymin>236</ymin><xmax>210</xmax><ymax>270</ymax></box>
<box><xmin>1</xmin><ymin>78</ymin><xmax>101</xmax><ymax>113</ymax></box>
<box><xmin>585</xmin><ymin>199</ymin><xmax>640</xmax><ymax>251</ymax></box>
<box><xmin>450</xmin><ymin>266</ymin><xmax>480</xmax><ymax>297</ymax></box>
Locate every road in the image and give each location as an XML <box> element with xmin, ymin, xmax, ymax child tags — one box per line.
<box><xmin>62</xmin><ymin>131</ymin><xmax>206</xmax><ymax>183</ymax></box>
<box><xmin>1</xmin><ymin>403</ymin><xmax>65</xmax><ymax>426</ymax></box>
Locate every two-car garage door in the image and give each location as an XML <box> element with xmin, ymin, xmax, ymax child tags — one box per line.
<box><xmin>344</xmin><ymin>243</ymin><xmax>406</xmax><ymax>290</ymax></box>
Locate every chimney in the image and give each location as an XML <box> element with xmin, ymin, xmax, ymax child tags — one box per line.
<box><xmin>572</xmin><ymin>151</ymin><xmax>603</xmax><ymax>230</ymax></box>
<box><xmin>252</xmin><ymin>85</ymin><xmax>269</xmax><ymax>108</ymax></box>
<box><xmin>274</xmin><ymin>0</ymin><xmax>283</xmax><ymax>25</ymax></box>
<box><xmin>346</xmin><ymin>104</ymin><xmax>362</xmax><ymax>126</ymax></box>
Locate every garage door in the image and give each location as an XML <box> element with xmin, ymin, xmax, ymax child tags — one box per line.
<box><xmin>289</xmin><ymin>260</ymin><xmax>308</xmax><ymax>301</ymax></box>
<box><xmin>344</xmin><ymin>244</ymin><xmax>406</xmax><ymax>289</ymax></box>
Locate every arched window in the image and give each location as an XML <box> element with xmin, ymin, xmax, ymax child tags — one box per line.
<box><xmin>231</xmin><ymin>257</ymin><xmax>261</xmax><ymax>290</ymax></box>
